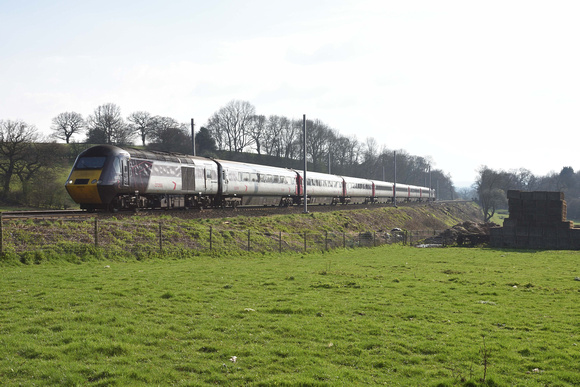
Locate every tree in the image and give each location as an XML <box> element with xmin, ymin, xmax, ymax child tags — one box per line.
<box><xmin>0</xmin><ymin>120</ymin><xmax>39</xmax><ymax>197</ymax></box>
<box><xmin>195</xmin><ymin>127</ymin><xmax>217</xmax><ymax>156</ymax></box>
<box><xmin>15</xmin><ymin>142</ymin><xmax>66</xmax><ymax>204</ymax></box>
<box><xmin>207</xmin><ymin>100</ymin><xmax>256</xmax><ymax>152</ymax></box>
<box><xmin>248</xmin><ymin>115</ymin><xmax>266</xmax><ymax>155</ymax></box>
<box><xmin>50</xmin><ymin>112</ymin><xmax>84</xmax><ymax>143</ymax></box>
<box><xmin>127</xmin><ymin>111</ymin><xmax>154</xmax><ymax>146</ymax></box>
<box><xmin>305</xmin><ymin>119</ymin><xmax>332</xmax><ymax>170</ymax></box>
<box><xmin>86</xmin><ymin>103</ymin><xmax>131</xmax><ymax>145</ymax></box>
<box><xmin>475</xmin><ymin>166</ymin><xmax>508</xmax><ymax>222</ymax></box>
<box><xmin>147</xmin><ymin>116</ymin><xmax>191</xmax><ymax>153</ymax></box>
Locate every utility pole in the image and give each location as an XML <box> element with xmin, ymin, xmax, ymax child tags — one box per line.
<box><xmin>190</xmin><ymin>118</ymin><xmax>196</xmax><ymax>156</ymax></box>
<box><xmin>393</xmin><ymin>150</ymin><xmax>397</xmax><ymax>207</ymax></box>
<box><xmin>303</xmin><ymin>114</ymin><xmax>308</xmax><ymax>214</ymax></box>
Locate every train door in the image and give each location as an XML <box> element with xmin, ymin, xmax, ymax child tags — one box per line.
<box><xmin>297</xmin><ymin>174</ymin><xmax>303</xmax><ymax>195</ymax></box>
<box><xmin>220</xmin><ymin>167</ymin><xmax>228</xmax><ymax>194</ymax></box>
<box><xmin>207</xmin><ymin>167</ymin><xmax>218</xmax><ymax>193</ymax></box>
<box><xmin>121</xmin><ymin>157</ymin><xmax>129</xmax><ymax>188</ymax></box>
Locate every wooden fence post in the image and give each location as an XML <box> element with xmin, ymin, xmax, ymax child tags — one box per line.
<box><xmin>94</xmin><ymin>217</ymin><xmax>98</xmax><ymax>248</ymax></box>
<box><xmin>0</xmin><ymin>213</ymin><xmax>3</xmax><ymax>255</ymax></box>
<box><xmin>304</xmin><ymin>231</ymin><xmax>307</xmax><ymax>252</ymax></box>
<box><xmin>247</xmin><ymin>230</ymin><xmax>251</xmax><ymax>251</ymax></box>
<box><xmin>325</xmin><ymin>231</ymin><xmax>328</xmax><ymax>251</ymax></box>
<box><xmin>209</xmin><ymin>226</ymin><xmax>213</xmax><ymax>251</ymax></box>
<box><xmin>159</xmin><ymin>223</ymin><xmax>163</xmax><ymax>251</ymax></box>
<box><xmin>279</xmin><ymin>231</ymin><xmax>282</xmax><ymax>253</ymax></box>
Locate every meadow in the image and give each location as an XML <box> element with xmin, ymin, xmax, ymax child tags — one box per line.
<box><xmin>1</xmin><ymin>245</ymin><xmax>579</xmax><ymax>386</ymax></box>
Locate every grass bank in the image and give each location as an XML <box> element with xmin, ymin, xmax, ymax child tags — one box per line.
<box><xmin>1</xmin><ymin>202</ymin><xmax>483</xmax><ymax>262</ymax></box>
<box><xmin>1</xmin><ymin>245</ymin><xmax>579</xmax><ymax>385</ymax></box>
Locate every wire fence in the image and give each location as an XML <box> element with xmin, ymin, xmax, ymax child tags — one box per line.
<box><xmin>0</xmin><ymin>216</ymin><xmax>445</xmax><ymax>259</ymax></box>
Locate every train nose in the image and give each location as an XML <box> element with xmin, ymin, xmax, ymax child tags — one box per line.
<box><xmin>65</xmin><ymin>170</ymin><xmax>103</xmax><ymax>204</ymax></box>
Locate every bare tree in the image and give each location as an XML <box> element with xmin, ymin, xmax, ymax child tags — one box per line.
<box><xmin>86</xmin><ymin>103</ymin><xmax>130</xmax><ymax>145</ymax></box>
<box><xmin>262</xmin><ymin>115</ymin><xmax>284</xmax><ymax>157</ymax></box>
<box><xmin>127</xmin><ymin>111</ymin><xmax>154</xmax><ymax>146</ymax></box>
<box><xmin>207</xmin><ymin>100</ymin><xmax>256</xmax><ymax>152</ymax></box>
<box><xmin>280</xmin><ymin>117</ymin><xmax>299</xmax><ymax>159</ymax></box>
<box><xmin>248</xmin><ymin>115</ymin><xmax>266</xmax><ymax>155</ymax></box>
<box><xmin>305</xmin><ymin>119</ymin><xmax>332</xmax><ymax>170</ymax></box>
<box><xmin>0</xmin><ymin>120</ymin><xmax>39</xmax><ymax>197</ymax></box>
<box><xmin>51</xmin><ymin>112</ymin><xmax>84</xmax><ymax>143</ymax></box>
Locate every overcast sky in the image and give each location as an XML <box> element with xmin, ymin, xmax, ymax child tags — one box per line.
<box><xmin>2</xmin><ymin>0</ymin><xmax>579</xmax><ymax>187</ymax></box>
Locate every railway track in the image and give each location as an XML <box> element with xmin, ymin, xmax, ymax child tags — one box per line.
<box><xmin>1</xmin><ymin>200</ymin><xmax>452</xmax><ymax>220</ymax></box>
<box><xmin>1</xmin><ymin>210</ymin><xmax>91</xmax><ymax>220</ymax></box>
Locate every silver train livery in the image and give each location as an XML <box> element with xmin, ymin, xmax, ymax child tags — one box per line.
<box><xmin>65</xmin><ymin>145</ymin><xmax>435</xmax><ymax>211</ymax></box>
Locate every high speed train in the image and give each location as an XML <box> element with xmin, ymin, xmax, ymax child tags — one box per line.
<box><xmin>65</xmin><ymin>145</ymin><xmax>435</xmax><ymax>212</ymax></box>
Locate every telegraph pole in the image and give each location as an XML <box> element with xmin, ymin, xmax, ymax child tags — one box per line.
<box><xmin>303</xmin><ymin>114</ymin><xmax>308</xmax><ymax>214</ymax></box>
<box><xmin>393</xmin><ymin>150</ymin><xmax>397</xmax><ymax>207</ymax></box>
<box><xmin>191</xmin><ymin>118</ymin><xmax>196</xmax><ymax>156</ymax></box>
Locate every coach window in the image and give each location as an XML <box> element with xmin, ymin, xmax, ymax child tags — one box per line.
<box><xmin>250</xmin><ymin>173</ymin><xmax>258</xmax><ymax>182</ymax></box>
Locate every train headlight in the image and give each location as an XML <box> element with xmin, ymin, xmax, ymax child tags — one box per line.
<box><xmin>68</xmin><ymin>180</ymin><xmax>73</xmax><ymax>184</ymax></box>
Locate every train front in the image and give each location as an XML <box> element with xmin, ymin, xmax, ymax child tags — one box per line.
<box><xmin>65</xmin><ymin>145</ymin><xmax>130</xmax><ymax>210</ymax></box>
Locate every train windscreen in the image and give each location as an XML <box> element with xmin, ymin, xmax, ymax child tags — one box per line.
<box><xmin>76</xmin><ymin>156</ymin><xmax>107</xmax><ymax>170</ymax></box>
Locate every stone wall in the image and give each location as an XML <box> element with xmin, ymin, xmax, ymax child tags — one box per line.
<box><xmin>490</xmin><ymin>190</ymin><xmax>580</xmax><ymax>249</ymax></box>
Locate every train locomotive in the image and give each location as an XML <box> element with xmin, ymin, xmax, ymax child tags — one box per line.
<box><xmin>65</xmin><ymin>145</ymin><xmax>435</xmax><ymax>212</ymax></box>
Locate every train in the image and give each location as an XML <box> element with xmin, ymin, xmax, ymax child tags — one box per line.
<box><xmin>65</xmin><ymin>145</ymin><xmax>435</xmax><ymax>212</ymax></box>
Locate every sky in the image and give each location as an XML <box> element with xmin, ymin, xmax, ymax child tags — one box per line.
<box><xmin>1</xmin><ymin>0</ymin><xmax>580</xmax><ymax>188</ymax></box>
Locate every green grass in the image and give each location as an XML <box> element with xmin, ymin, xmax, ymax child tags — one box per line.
<box><xmin>1</xmin><ymin>246</ymin><xmax>579</xmax><ymax>385</ymax></box>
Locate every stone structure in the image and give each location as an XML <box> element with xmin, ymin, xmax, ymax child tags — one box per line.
<box><xmin>490</xmin><ymin>190</ymin><xmax>580</xmax><ymax>249</ymax></box>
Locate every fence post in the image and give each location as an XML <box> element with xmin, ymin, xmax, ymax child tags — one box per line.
<box><xmin>209</xmin><ymin>226</ymin><xmax>213</xmax><ymax>251</ymax></box>
<box><xmin>279</xmin><ymin>231</ymin><xmax>282</xmax><ymax>253</ymax></box>
<box><xmin>343</xmin><ymin>232</ymin><xmax>346</xmax><ymax>248</ymax></box>
<box><xmin>94</xmin><ymin>217</ymin><xmax>98</xmax><ymax>248</ymax></box>
<box><xmin>304</xmin><ymin>231</ymin><xmax>307</xmax><ymax>252</ymax></box>
<box><xmin>247</xmin><ymin>230</ymin><xmax>251</xmax><ymax>251</ymax></box>
<box><xmin>159</xmin><ymin>223</ymin><xmax>163</xmax><ymax>251</ymax></box>
<box><xmin>0</xmin><ymin>213</ymin><xmax>3</xmax><ymax>255</ymax></box>
<box><xmin>373</xmin><ymin>231</ymin><xmax>376</xmax><ymax>247</ymax></box>
<box><xmin>325</xmin><ymin>231</ymin><xmax>328</xmax><ymax>251</ymax></box>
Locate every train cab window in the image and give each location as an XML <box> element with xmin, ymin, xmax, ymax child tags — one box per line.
<box><xmin>76</xmin><ymin>156</ymin><xmax>106</xmax><ymax>170</ymax></box>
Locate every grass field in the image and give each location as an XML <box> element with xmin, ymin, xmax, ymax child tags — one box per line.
<box><xmin>1</xmin><ymin>245</ymin><xmax>579</xmax><ymax>386</ymax></box>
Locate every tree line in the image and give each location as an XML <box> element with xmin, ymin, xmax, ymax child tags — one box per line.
<box><xmin>470</xmin><ymin>166</ymin><xmax>580</xmax><ymax>221</ymax></box>
<box><xmin>0</xmin><ymin>99</ymin><xmax>456</xmax><ymax>208</ymax></box>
